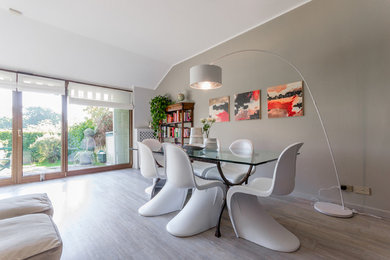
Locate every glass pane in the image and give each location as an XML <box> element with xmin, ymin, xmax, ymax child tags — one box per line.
<box><xmin>68</xmin><ymin>104</ymin><xmax>129</xmax><ymax>171</ymax></box>
<box><xmin>146</xmin><ymin>146</ymin><xmax>281</xmax><ymax>166</ymax></box>
<box><xmin>22</xmin><ymin>92</ymin><xmax>62</xmax><ymax>176</ymax></box>
<box><xmin>186</xmin><ymin>148</ymin><xmax>280</xmax><ymax>166</ymax></box>
<box><xmin>0</xmin><ymin>89</ymin><xmax>13</xmax><ymax>180</ymax></box>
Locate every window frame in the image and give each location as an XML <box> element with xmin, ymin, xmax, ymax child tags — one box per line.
<box><xmin>0</xmin><ymin>68</ymin><xmax>133</xmax><ymax>186</ymax></box>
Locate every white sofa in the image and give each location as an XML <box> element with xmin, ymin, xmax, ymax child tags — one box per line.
<box><xmin>0</xmin><ymin>193</ymin><xmax>62</xmax><ymax>260</ymax></box>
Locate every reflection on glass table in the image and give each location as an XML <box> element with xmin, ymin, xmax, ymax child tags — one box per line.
<box><xmin>130</xmin><ymin>146</ymin><xmax>280</xmax><ymax>186</ymax></box>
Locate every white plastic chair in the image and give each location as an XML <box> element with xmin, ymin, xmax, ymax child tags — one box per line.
<box><xmin>137</xmin><ymin>142</ymin><xmax>188</xmax><ymax>217</ymax></box>
<box><xmin>137</xmin><ymin>141</ymin><xmax>164</xmax><ymax>197</ymax></box>
<box><xmin>141</xmin><ymin>139</ymin><xmax>165</xmax><ymax>196</ymax></box>
<box><xmin>163</xmin><ymin>143</ymin><xmax>226</xmax><ymax>237</ymax></box>
<box><xmin>204</xmin><ymin>139</ymin><xmax>256</xmax><ymax>183</ymax></box>
<box><xmin>192</xmin><ymin>139</ymin><xmax>220</xmax><ymax>177</ymax></box>
<box><xmin>142</xmin><ymin>138</ymin><xmax>164</xmax><ymax>167</ymax></box>
<box><xmin>227</xmin><ymin>142</ymin><xmax>303</xmax><ymax>252</ymax></box>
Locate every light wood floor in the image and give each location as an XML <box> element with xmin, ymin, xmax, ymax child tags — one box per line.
<box><xmin>0</xmin><ymin>169</ymin><xmax>389</xmax><ymax>260</ymax></box>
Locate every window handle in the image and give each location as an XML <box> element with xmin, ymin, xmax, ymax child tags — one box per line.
<box><xmin>18</xmin><ymin>129</ymin><xmax>22</xmax><ymax>137</ymax></box>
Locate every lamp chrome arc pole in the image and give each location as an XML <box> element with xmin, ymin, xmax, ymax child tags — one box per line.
<box><xmin>193</xmin><ymin>49</ymin><xmax>352</xmax><ymax>218</ymax></box>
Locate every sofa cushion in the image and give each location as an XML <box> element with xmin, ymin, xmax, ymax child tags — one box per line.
<box><xmin>0</xmin><ymin>193</ymin><xmax>53</xmax><ymax>220</ymax></box>
<box><xmin>0</xmin><ymin>213</ymin><xmax>62</xmax><ymax>260</ymax></box>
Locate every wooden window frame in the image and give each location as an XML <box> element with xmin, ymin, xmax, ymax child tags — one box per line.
<box><xmin>0</xmin><ymin>68</ymin><xmax>133</xmax><ymax>186</ymax></box>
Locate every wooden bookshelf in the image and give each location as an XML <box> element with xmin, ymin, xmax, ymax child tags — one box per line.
<box><xmin>159</xmin><ymin>102</ymin><xmax>194</xmax><ymax>146</ymax></box>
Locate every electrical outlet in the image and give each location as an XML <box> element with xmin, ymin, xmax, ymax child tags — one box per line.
<box><xmin>341</xmin><ymin>185</ymin><xmax>353</xmax><ymax>192</ymax></box>
<box><xmin>353</xmin><ymin>185</ymin><xmax>371</xmax><ymax>195</ymax></box>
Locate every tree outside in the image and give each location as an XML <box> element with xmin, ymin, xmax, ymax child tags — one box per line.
<box><xmin>23</xmin><ymin>107</ymin><xmax>61</xmax><ymax>127</ymax></box>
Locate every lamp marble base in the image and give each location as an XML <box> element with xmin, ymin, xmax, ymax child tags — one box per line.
<box><xmin>314</xmin><ymin>202</ymin><xmax>353</xmax><ymax>218</ymax></box>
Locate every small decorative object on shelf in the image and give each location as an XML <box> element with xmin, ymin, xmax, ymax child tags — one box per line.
<box><xmin>177</xmin><ymin>93</ymin><xmax>185</xmax><ymax>102</ymax></box>
<box><xmin>200</xmin><ymin>117</ymin><xmax>216</xmax><ymax>138</ymax></box>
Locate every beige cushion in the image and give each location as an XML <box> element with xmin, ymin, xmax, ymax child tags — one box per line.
<box><xmin>0</xmin><ymin>193</ymin><xmax>53</xmax><ymax>220</ymax></box>
<box><xmin>0</xmin><ymin>213</ymin><xmax>62</xmax><ymax>260</ymax></box>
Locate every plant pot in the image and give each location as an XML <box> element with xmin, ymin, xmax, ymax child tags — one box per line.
<box><xmin>97</xmin><ymin>150</ymin><xmax>106</xmax><ymax>163</ymax></box>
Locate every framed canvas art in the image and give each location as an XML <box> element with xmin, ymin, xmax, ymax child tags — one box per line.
<box><xmin>209</xmin><ymin>96</ymin><xmax>230</xmax><ymax>122</ymax></box>
<box><xmin>267</xmin><ymin>81</ymin><xmax>303</xmax><ymax>118</ymax></box>
<box><xmin>234</xmin><ymin>90</ymin><xmax>261</xmax><ymax>120</ymax></box>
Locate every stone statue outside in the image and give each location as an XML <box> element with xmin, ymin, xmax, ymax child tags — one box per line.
<box><xmin>75</xmin><ymin>128</ymin><xmax>96</xmax><ymax>165</ymax></box>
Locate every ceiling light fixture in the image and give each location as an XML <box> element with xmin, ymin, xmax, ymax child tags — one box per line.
<box><xmin>190</xmin><ymin>64</ymin><xmax>222</xmax><ymax>90</ymax></box>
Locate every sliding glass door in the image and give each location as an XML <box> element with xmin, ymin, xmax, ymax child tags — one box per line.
<box><xmin>68</xmin><ymin>105</ymin><xmax>129</xmax><ymax>170</ymax></box>
<box><xmin>22</xmin><ymin>92</ymin><xmax>63</xmax><ymax>177</ymax></box>
<box><xmin>0</xmin><ymin>69</ymin><xmax>132</xmax><ymax>185</ymax></box>
<box><xmin>0</xmin><ymin>89</ymin><xmax>13</xmax><ymax>182</ymax></box>
<box><xmin>0</xmin><ymin>70</ymin><xmax>17</xmax><ymax>185</ymax></box>
<box><xmin>67</xmin><ymin>83</ymin><xmax>131</xmax><ymax>173</ymax></box>
<box><xmin>16</xmin><ymin>74</ymin><xmax>66</xmax><ymax>182</ymax></box>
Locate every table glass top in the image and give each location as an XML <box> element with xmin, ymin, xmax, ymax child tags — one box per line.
<box><xmin>186</xmin><ymin>148</ymin><xmax>279</xmax><ymax>166</ymax></box>
<box><xmin>130</xmin><ymin>146</ymin><xmax>280</xmax><ymax>166</ymax></box>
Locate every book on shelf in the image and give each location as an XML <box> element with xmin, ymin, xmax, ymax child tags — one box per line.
<box><xmin>161</xmin><ymin>126</ymin><xmax>190</xmax><ymax>138</ymax></box>
<box><xmin>165</xmin><ymin>110</ymin><xmax>192</xmax><ymax>123</ymax></box>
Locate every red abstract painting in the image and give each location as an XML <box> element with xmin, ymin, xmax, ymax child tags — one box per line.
<box><xmin>209</xmin><ymin>96</ymin><xmax>230</xmax><ymax>122</ymax></box>
<box><xmin>234</xmin><ymin>90</ymin><xmax>261</xmax><ymax>120</ymax></box>
<box><xmin>267</xmin><ymin>81</ymin><xmax>303</xmax><ymax>118</ymax></box>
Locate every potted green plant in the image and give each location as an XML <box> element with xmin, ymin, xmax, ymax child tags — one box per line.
<box><xmin>150</xmin><ymin>95</ymin><xmax>172</xmax><ymax>137</ymax></box>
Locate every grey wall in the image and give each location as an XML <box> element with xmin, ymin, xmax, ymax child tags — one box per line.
<box><xmin>133</xmin><ymin>87</ymin><xmax>154</xmax><ymax>128</ymax></box>
<box><xmin>155</xmin><ymin>0</ymin><xmax>390</xmax><ymax>216</ymax></box>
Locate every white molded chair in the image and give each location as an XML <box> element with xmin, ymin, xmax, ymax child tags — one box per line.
<box><xmin>138</xmin><ymin>142</ymin><xmax>188</xmax><ymax>217</ymax></box>
<box><xmin>205</xmin><ymin>139</ymin><xmax>256</xmax><ymax>183</ymax></box>
<box><xmin>227</xmin><ymin>142</ymin><xmax>303</xmax><ymax>252</ymax></box>
<box><xmin>142</xmin><ymin>138</ymin><xmax>164</xmax><ymax>167</ymax></box>
<box><xmin>138</xmin><ymin>141</ymin><xmax>164</xmax><ymax>198</ymax></box>
<box><xmin>141</xmin><ymin>139</ymin><xmax>165</xmax><ymax>196</ymax></box>
<box><xmin>192</xmin><ymin>139</ymin><xmax>220</xmax><ymax>177</ymax></box>
<box><xmin>164</xmin><ymin>143</ymin><xmax>226</xmax><ymax>237</ymax></box>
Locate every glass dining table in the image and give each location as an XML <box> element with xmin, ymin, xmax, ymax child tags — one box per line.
<box><xmin>131</xmin><ymin>146</ymin><xmax>280</xmax><ymax>186</ymax></box>
<box><xmin>130</xmin><ymin>145</ymin><xmax>281</xmax><ymax>237</ymax></box>
<box><xmin>184</xmin><ymin>148</ymin><xmax>280</xmax><ymax>186</ymax></box>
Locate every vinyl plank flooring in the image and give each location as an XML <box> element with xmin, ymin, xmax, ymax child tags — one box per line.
<box><xmin>0</xmin><ymin>169</ymin><xmax>389</xmax><ymax>260</ymax></box>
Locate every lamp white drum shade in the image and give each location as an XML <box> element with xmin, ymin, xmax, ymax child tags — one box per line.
<box><xmin>190</xmin><ymin>64</ymin><xmax>222</xmax><ymax>90</ymax></box>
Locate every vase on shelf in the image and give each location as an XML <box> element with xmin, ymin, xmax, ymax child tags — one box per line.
<box><xmin>204</xmin><ymin>138</ymin><xmax>218</xmax><ymax>151</ymax></box>
<box><xmin>177</xmin><ymin>93</ymin><xmax>185</xmax><ymax>102</ymax></box>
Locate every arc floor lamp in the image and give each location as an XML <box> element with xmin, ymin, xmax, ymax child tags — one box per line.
<box><xmin>189</xmin><ymin>49</ymin><xmax>353</xmax><ymax>218</ymax></box>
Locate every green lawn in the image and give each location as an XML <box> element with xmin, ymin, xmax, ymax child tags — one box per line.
<box><xmin>23</xmin><ymin>160</ymin><xmax>106</xmax><ymax>168</ymax></box>
<box><xmin>36</xmin><ymin>161</ymin><xmax>61</xmax><ymax>167</ymax></box>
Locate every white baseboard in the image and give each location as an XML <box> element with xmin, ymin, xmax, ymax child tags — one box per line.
<box><xmin>291</xmin><ymin>191</ymin><xmax>390</xmax><ymax>219</ymax></box>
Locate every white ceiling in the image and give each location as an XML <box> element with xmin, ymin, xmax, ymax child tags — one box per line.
<box><xmin>0</xmin><ymin>0</ymin><xmax>310</xmax><ymax>89</ymax></box>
